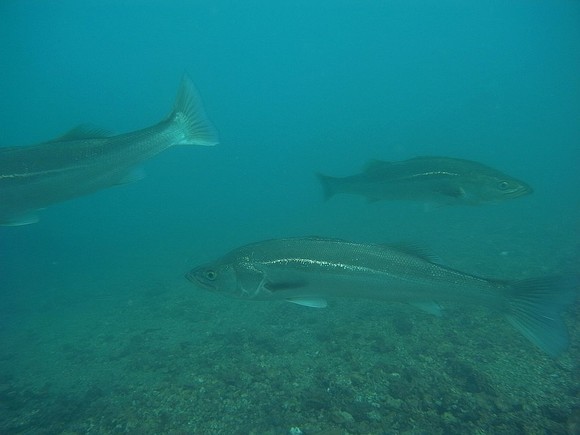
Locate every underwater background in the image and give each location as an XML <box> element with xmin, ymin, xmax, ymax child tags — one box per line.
<box><xmin>1</xmin><ymin>1</ymin><xmax>579</xmax><ymax>434</ymax></box>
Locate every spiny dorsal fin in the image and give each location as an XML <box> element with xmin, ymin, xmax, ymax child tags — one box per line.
<box><xmin>45</xmin><ymin>124</ymin><xmax>112</xmax><ymax>143</ymax></box>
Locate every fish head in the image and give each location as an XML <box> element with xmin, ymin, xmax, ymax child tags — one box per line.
<box><xmin>186</xmin><ymin>261</ymin><xmax>239</xmax><ymax>296</ymax></box>
<box><xmin>474</xmin><ymin>174</ymin><xmax>533</xmax><ymax>202</ymax></box>
<box><xmin>186</xmin><ymin>258</ymin><xmax>267</xmax><ymax>300</ymax></box>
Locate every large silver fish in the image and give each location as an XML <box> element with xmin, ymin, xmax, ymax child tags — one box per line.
<box><xmin>317</xmin><ymin>157</ymin><xmax>533</xmax><ymax>205</ymax></box>
<box><xmin>0</xmin><ymin>75</ymin><xmax>218</xmax><ymax>225</ymax></box>
<box><xmin>187</xmin><ymin>237</ymin><xmax>576</xmax><ymax>357</ymax></box>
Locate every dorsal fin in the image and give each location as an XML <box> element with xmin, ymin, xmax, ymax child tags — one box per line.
<box><xmin>304</xmin><ymin>235</ymin><xmax>349</xmax><ymax>243</ymax></box>
<box><xmin>381</xmin><ymin>242</ymin><xmax>442</xmax><ymax>263</ymax></box>
<box><xmin>45</xmin><ymin>124</ymin><xmax>112</xmax><ymax>143</ymax></box>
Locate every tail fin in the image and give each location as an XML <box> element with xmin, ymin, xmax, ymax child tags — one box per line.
<box><xmin>504</xmin><ymin>276</ymin><xmax>577</xmax><ymax>357</ymax></box>
<box><xmin>170</xmin><ymin>74</ymin><xmax>219</xmax><ymax>146</ymax></box>
<box><xmin>316</xmin><ymin>173</ymin><xmax>338</xmax><ymax>201</ymax></box>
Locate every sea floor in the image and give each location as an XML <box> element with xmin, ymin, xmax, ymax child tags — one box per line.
<box><xmin>1</xmin><ymin>227</ymin><xmax>579</xmax><ymax>435</ymax></box>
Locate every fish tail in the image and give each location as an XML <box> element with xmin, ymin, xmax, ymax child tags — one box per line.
<box><xmin>169</xmin><ymin>74</ymin><xmax>219</xmax><ymax>146</ymax></box>
<box><xmin>316</xmin><ymin>173</ymin><xmax>338</xmax><ymax>200</ymax></box>
<box><xmin>504</xmin><ymin>276</ymin><xmax>577</xmax><ymax>357</ymax></box>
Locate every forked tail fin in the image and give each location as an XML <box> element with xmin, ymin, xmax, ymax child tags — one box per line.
<box><xmin>316</xmin><ymin>173</ymin><xmax>338</xmax><ymax>201</ymax></box>
<box><xmin>170</xmin><ymin>74</ymin><xmax>219</xmax><ymax>146</ymax></box>
<box><xmin>505</xmin><ymin>276</ymin><xmax>577</xmax><ymax>357</ymax></box>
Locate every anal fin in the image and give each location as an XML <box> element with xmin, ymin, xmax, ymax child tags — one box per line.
<box><xmin>1</xmin><ymin>212</ymin><xmax>40</xmax><ymax>226</ymax></box>
<box><xmin>286</xmin><ymin>298</ymin><xmax>328</xmax><ymax>308</ymax></box>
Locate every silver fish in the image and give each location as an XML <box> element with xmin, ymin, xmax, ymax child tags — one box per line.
<box><xmin>0</xmin><ymin>75</ymin><xmax>218</xmax><ymax>225</ymax></box>
<box><xmin>317</xmin><ymin>157</ymin><xmax>533</xmax><ymax>204</ymax></box>
<box><xmin>187</xmin><ymin>237</ymin><xmax>576</xmax><ymax>357</ymax></box>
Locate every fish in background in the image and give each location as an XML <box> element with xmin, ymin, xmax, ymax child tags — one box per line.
<box><xmin>0</xmin><ymin>75</ymin><xmax>218</xmax><ymax>226</ymax></box>
<box><xmin>187</xmin><ymin>237</ymin><xmax>577</xmax><ymax>357</ymax></box>
<box><xmin>316</xmin><ymin>156</ymin><xmax>533</xmax><ymax>205</ymax></box>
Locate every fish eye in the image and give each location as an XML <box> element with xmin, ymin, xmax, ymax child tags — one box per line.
<box><xmin>205</xmin><ymin>270</ymin><xmax>217</xmax><ymax>281</ymax></box>
<box><xmin>498</xmin><ymin>180</ymin><xmax>510</xmax><ymax>190</ymax></box>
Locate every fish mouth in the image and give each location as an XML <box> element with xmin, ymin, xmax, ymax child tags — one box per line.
<box><xmin>185</xmin><ymin>268</ymin><xmax>215</xmax><ymax>290</ymax></box>
<box><xmin>510</xmin><ymin>183</ymin><xmax>534</xmax><ymax>198</ymax></box>
<box><xmin>185</xmin><ymin>270</ymin><xmax>197</xmax><ymax>283</ymax></box>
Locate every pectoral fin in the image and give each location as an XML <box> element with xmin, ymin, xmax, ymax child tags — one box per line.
<box><xmin>236</xmin><ymin>267</ymin><xmax>268</xmax><ymax>297</ymax></box>
<box><xmin>435</xmin><ymin>185</ymin><xmax>465</xmax><ymax>198</ymax></box>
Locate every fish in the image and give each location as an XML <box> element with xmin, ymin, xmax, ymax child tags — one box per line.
<box><xmin>186</xmin><ymin>237</ymin><xmax>577</xmax><ymax>357</ymax></box>
<box><xmin>0</xmin><ymin>75</ymin><xmax>218</xmax><ymax>226</ymax></box>
<box><xmin>316</xmin><ymin>157</ymin><xmax>533</xmax><ymax>205</ymax></box>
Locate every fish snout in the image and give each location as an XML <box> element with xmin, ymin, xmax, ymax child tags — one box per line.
<box><xmin>496</xmin><ymin>178</ymin><xmax>533</xmax><ymax>199</ymax></box>
<box><xmin>185</xmin><ymin>265</ymin><xmax>219</xmax><ymax>291</ymax></box>
<box><xmin>522</xmin><ymin>183</ymin><xmax>533</xmax><ymax>195</ymax></box>
<box><xmin>185</xmin><ymin>269</ymin><xmax>198</xmax><ymax>284</ymax></box>
<box><xmin>512</xmin><ymin>181</ymin><xmax>533</xmax><ymax>198</ymax></box>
